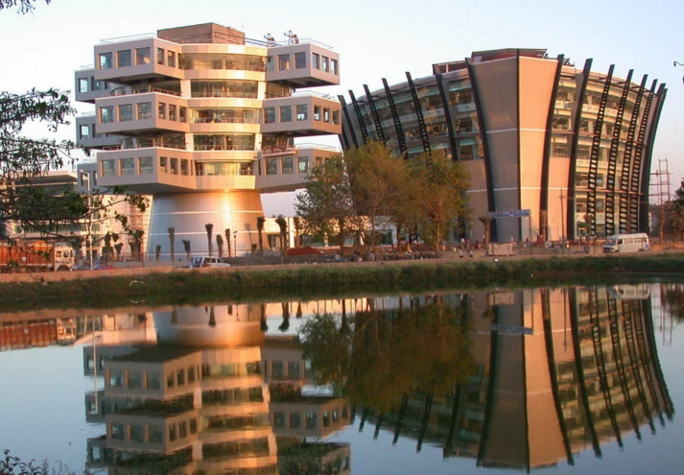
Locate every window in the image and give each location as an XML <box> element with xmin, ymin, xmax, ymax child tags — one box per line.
<box><xmin>79</xmin><ymin>124</ymin><xmax>90</xmax><ymax>139</ymax></box>
<box><xmin>314</xmin><ymin>105</ymin><xmax>321</xmax><ymax>121</ymax></box>
<box><xmin>167</xmin><ymin>372</ymin><xmax>175</xmax><ymax>388</ymax></box>
<box><xmin>296</xmin><ymin>104</ymin><xmax>307</xmax><ymax>121</ymax></box>
<box><xmin>312</xmin><ymin>53</ymin><xmax>320</xmax><ymax>69</ymax></box>
<box><xmin>290</xmin><ymin>413</ymin><xmax>301</xmax><ymax>429</ymax></box>
<box><xmin>295</xmin><ymin>52</ymin><xmax>306</xmax><ymax>69</ymax></box>
<box><xmin>167</xmin><ymin>50</ymin><xmax>176</xmax><ymax>68</ymax></box>
<box><xmin>180</xmin><ymin>159</ymin><xmax>189</xmax><ymax>176</ymax></box>
<box><xmin>157</xmin><ymin>47</ymin><xmax>165</xmax><ymax>65</ymax></box>
<box><xmin>323</xmin><ymin>108</ymin><xmax>330</xmax><ymax>123</ymax></box>
<box><xmin>177</xmin><ymin>368</ymin><xmax>186</xmax><ymax>386</ymax></box>
<box><xmin>130</xmin><ymin>425</ymin><xmax>144</xmax><ymax>443</ymax></box>
<box><xmin>332</xmin><ymin>110</ymin><xmax>340</xmax><ymax>125</ymax></box>
<box><xmin>135</xmin><ymin>47</ymin><xmax>150</xmax><ymax>65</ymax></box>
<box><xmin>111</xmin><ymin>424</ymin><xmax>125</xmax><ymax>440</ymax></box>
<box><xmin>306</xmin><ymin>412</ymin><xmax>317</xmax><ymax>430</ymax></box>
<box><xmin>109</xmin><ymin>370</ymin><xmax>124</xmax><ymax>387</ymax></box>
<box><xmin>170</xmin><ymin>158</ymin><xmax>178</xmax><ymax>174</ymax></box>
<box><xmin>266</xmin><ymin>56</ymin><xmax>274</xmax><ymax>72</ymax></box>
<box><xmin>118</xmin><ymin>104</ymin><xmax>133</xmax><ymax>121</ymax></box>
<box><xmin>179</xmin><ymin>106</ymin><xmax>187</xmax><ymax>123</ymax></box>
<box><xmin>137</xmin><ymin>102</ymin><xmax>152</xmax><ymax>120</ymax></box>
<box><xmin>272</xmin><ymin>361</ymin><xmax>284</xmax><ymax>377</ymax></box>
<box><xmin>322</xmin><ymin>56</ymin><xmax>329</xmax><ymax>72</ymax></box>
<box><xmin>102</xmin><ymin>160</ymin><xmax>115</xmax><ymax>177</ymax></box>
<box><xmin>282</xmin><ymin>156</ymin><xmax>294</xmax><ymax>174</ymax></box>
<box><xmin>128</xmin><ymin>371</ymin><xmax>142</xmax><ymax>389</ymax></box>
<box><xmin>159</xmin><ymin>157</ymin><xmax>168</xmax><ymax>173</ymax></box>
<box><xmin>100</xmin><ymin>106</ymin><xmax>114</xmax><ymax>123</ymax></box>
<box><xmin>92</xmin><ymin>79</ymin><xmax>107</xmax><ymax>91</ymax></box>
<box><xmin>273</xmin><ymin>412</ymin><xmax>285</xmax><ymax>428</ymax></box>
<box><xmin>78</xmin><ymin>78</ymin><xmax>89</xmax><ymax>93</ymax></box>
<box><xmin>330</xmin><ymin>58</ymin><xmax>338</xmax><ymax>75</ymax></box>
<box><xmin>266</xmin><ymin>158</ymin><xmax>278</xmax><ymax>175</ymax></box>
<box><xmin>148</xmin><ymin>425</ymin><xmax>163</xmax><ymax>443</ymax></box>
<box><xmin>278</xmin><ymin>54</ymin><xmax>290</xmax><ymax>70</ymax></box>
<box><xmin>120</xmin><ymin>158</ymin><xmax>135</xmax><ymax>175</ymax></box>
<box><xmin>146</xmin><ymin>371</ymin><xmax>161</xmax><ymax>389</ymax></box>
<box><xmin>280</xmin><ymin>105</ymin><xmax>292</xmax><ymax>122</ymax></box>
<box><xmin>158</xmin><ymin>103</ymin><xmax>166</xmax><ymax>120</ymax></box>
<box><xmin>117</xmin><ymin>50</ymin><xmax>131</xmax><ymax>68</ymax></box>
<box><xmin>298</xmin><ymin>157</ymin><xmax>309</xmax><ymax>173</ymax></box>
<box><xmin>264</xmin><ymin>107</ymin><xmax>276</xmax><ymax>124</ymax></box>
<box><xmin>99</xmin><ymin>52</ymin><xmax>112</xmax><ymax>70</ymax></box>
<box><xmin>287</xmin><ymin>361</ymin><xmax>300</xmax><ymax>377</ymax></box>
<box><xmin>139</xmin><ymin>156</ymin><xmax>153</xmax><ymax>174</ymax></box>
<box><xmin>169</xmin><ymin>104</ymin><xmax>177</xmax><ymax>121</ymax></box>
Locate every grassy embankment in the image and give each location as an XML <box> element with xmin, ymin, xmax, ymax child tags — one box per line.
<box><xmin>2</xmin><ymin>252</ymin><xmax>684</xmax><ymax>312</ymax></box>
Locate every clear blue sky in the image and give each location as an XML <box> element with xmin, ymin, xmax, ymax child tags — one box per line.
<box><xmin>2</xmin><ymin>0</ymin><xmax>683</xmax><ymax>195</ymax></box>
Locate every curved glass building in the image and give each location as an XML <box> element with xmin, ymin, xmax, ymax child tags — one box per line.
<box><xmin>340</xmin><ymin>49</ymin><xmax>666</xmax><ymax>242</ymax></box>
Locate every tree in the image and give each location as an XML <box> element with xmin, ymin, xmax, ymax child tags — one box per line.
<box><xmin>168</xmin><ymin>226</ymin><xmax>175</xmax><ymax>264</ymax></box>
<box><xmin>275</xmin><ymin>215</ymin><xmax>287</xmax><ymax>258</ymax></box>
<box><xmin>182</xmin><ymin>239</ymin><xmax>191</xmax><ymax>260</ymax></box>
<box><xmin>479</xmin><ymin>215</ymin><xmax>492</xmax><ymax>250</ymax></box>
<box><xmin>225</xmin><ymin>228</ymin><xmax>231</xmax><ymax>257</ymax></box>
<box><xmin>205</xmin><ymin>223</ymin><xmax>213</xmax><ymax>257</ymax></box>
<box><xmin>216</xmin><ymin>234</ymin><xmax>223</xmax><ymax>257</ymax></box>
<box><xmin>407</xmin><ymin>153</ymin><xmax>470</xmax><ymax>251</ymax></box>
<box><xmin>256</xmin><ymin>216</ymin><xmax>265</xmax><ymax>257</ymax></box>
<box><xmin>295</xmin><ymin>155</ymin><xmax>360</xmax><ymax>250</ymax></box>
<box><xmin>345</xmin><ymin>141</ymin><xmax>409</xmax><ymax>256</ymax></box>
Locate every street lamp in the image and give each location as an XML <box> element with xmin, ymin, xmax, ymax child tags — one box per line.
<box><xmin>233</xmin><ymin>231</ymin><xmax>237</xmax><ymax>257</ymax></box>
<box><xmin>560</xmin><ymin>189</ymin><xmax>566</xmax><ymax>254</ymax></box>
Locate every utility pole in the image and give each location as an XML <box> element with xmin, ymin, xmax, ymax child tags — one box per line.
<box><xmin>560</xmin><ymin>189</ymin><xmax>566</xmax><ymax>254</ymax></box>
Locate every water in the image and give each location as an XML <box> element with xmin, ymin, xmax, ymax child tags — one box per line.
<box><xmin>1</xmin><ymin>282</ymin><xmax>683</xmax><ymax>474</ymax></box>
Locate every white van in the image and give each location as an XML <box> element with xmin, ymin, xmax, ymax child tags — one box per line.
<box><xmin>189</xmin><ymin>256</ymin><xmax>231</xmax><ymax>268</ymax></box>
<box><xmin>602</xmin><ymin>233</ymin><xmax>650</xmax><ymax>254</ymax></box>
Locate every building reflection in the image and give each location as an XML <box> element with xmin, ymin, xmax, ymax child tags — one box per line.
<box><xmin>82</xmin><ymin>303</ymin><xmax>351</xmax><ymax>475</ymax></box>
<box><xmin>2</xmin><ymin>284</ymin><xmax>672</xmax><ymax>472</ymax></box>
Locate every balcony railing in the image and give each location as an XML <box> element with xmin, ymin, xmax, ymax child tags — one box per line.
<box><xmin>111</xmin><ymin>86</ymin><xmax>181</xmax><ymax>97</ymax></box>
<box><xmin>193</xmin><ymin>117</ymin><xmax>259</xmax><ymax>124</ymax></box>
<box><xmin>190</xmin><ymin>92</ymin><xmax>259</xmax><ymax>99</ymax></box>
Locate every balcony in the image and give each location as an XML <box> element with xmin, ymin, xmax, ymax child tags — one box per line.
<box><xmin>256</xmin><ymin>144</ymin><xmax>339</xmax><ymax>193</ymax></box>
<box><xmin>265</xmin><ymin>43</ymin><xmax>339</xmax><ymax>88</ymax></box>
<box><xmin>261</xmin><ymin>94</ymin><xmax>341</xmax><ymax>136</ymax></box>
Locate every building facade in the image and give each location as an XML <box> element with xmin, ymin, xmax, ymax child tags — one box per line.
<box><xmin>75</xmin><ymin>23</ymin><xmax>341</xmax><ymax>257</ymax></box>
<box><xmin>340</xmin><ymin>49</ymin><xmax>666</xmax><ymax>243</ymax></box>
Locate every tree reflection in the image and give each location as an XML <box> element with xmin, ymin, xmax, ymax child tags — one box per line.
<box><xmin>661</xmin><ymin>283</ymin><xmax>684</xmax><ymax>321</ymax></box>
<box><xmin>300</xmin><ymin>296</ymin><xmax>475</xmax><ymax>413</ymax></box>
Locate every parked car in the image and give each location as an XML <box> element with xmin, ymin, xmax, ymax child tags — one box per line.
<box><xmin>91</xmin><ymin>263</ymin><xmax>114</xmax><ymax>270</ymax></box>
<box><xmin>189</xmin><ymin>257</ymin><xmax>231</xmax><ymax>268</ymax></box>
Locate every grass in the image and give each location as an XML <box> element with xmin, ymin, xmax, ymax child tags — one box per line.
<box><xmin>2</xmin><ymin>252</ymin><xmax>684</xmax><ymax>312</ymax></box>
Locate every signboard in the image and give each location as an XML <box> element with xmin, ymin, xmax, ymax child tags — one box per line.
<box><xmin>487</xmin><ymin>209</ymin><xmax>531</xmax><ymax>219</ymax></box>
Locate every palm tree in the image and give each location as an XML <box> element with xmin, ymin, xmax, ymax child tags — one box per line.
<box><xmin>257</xmin><ymin>216</ymin><xmax>265</xmax><ymax>257</ymax></box>
<box><xmin>182</xmin><ymin>239</ymin><xmax>191</xmax><ymax>261</ymax></box>
<box><xmin>216</xmin><ymin>234</ymin><xmax>224</xmax><ymax>258</ymax></box>
<box><xmin>168</xmin><ymin>226</ymin><xmax>175</xmax><ymax>265</ymax></box>
<box><xmin>275</xmin><ymin>215</ymin><xmax>287</xmax><ymax>258</ymax></box>
<box><xmin>205</xmin><ymin>223</ymin><xmax>213</xmax><ymax>257</ymax></box>
<box><xmin>225</xmin><ymin>228</ymin><xmax>231</xmax><ymax>257</ymax></box>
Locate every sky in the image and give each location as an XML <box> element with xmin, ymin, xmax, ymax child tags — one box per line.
<box><xmin>1</xmin><ymin>0</ymin><xmax>683</xmax><ymax>197</ymax></box>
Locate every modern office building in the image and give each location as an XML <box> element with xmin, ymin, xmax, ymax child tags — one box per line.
<box><xmin>340</xmin><ymin>49</ymin><xmax>666</xmax><ymax>242</ymax></box>
<box><xmin>75</xmin><ymin>23</ymin><xmax>341</xmax><ymax>256</ymax></box>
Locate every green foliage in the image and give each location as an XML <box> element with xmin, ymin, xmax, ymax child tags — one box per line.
<box><xmin>0</xmin><ymin>0</ymin><xmax>50</xmax><ymax>13</ymax></box>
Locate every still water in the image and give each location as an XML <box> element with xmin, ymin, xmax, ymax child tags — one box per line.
<box><xmin>1</xmin><ymin>282</ymin><xmax>683</xmax><ymax>475</ymax></box>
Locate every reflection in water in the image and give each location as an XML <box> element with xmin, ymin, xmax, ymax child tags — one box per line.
<box><xmin>1</xmin><ymin>284</ymin><xmax>675</xmax><ymax>473</ymax></box>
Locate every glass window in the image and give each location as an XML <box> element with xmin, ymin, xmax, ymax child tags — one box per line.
<box><xmin>313</xmin><ymin>105</ymin><xmax>321</xmax><ymax>121</ymax></box>
<box><xmin>170</xmin><ymin>158</ymin><xmax>178</xmax><ymax>174</ymax></box>
<box><xmin>100</xmin><ymin>106</ymin><xmax>114</xmax><ymax>123</ymax></box>
<box><xmin>109</xmin><ymin>370</ymin><xmax>123</xmax><ymax>387</ymax></box>
<box><xmin>146</xmin><ymin>371</ymin><xmax>161</xmax><ymax>389</ymax></box>
<box><xmin>139</xmin><ymin>157</ymin><xmax>153</xmax><ymax>174</ymax></box>
<box><xmin>111</xmin><ymin>423</ymin><xmax>125</xmax><ymax>440</ymax></box>
<box><xmin>118</xmin><ymin>104</ymin><xmax>133</xmax><ymax>121</ymax></box>
<box><xmin>99</xmin><ymin>52</ymin><xmax>112</xmax><ymax>70</ymax></box>
<box><xmin>295</xmin><ymin>52</ymin><xmax>306</xmax><ymax>69</ymax></box>
<box><xmin>135</xmin><ymin>47</ymin><xmax>150</xmax><ymax>65</ymax></box>
<box><xmin>322</xmin><ymin>56</ymin><xmax>329</xmax><ymax>72</ymax></box>
<box><xmin>79</xmin><ymin>124</ymin><xmax>90</xmax><ymax>139</ymax></box>
<box><xmin>296</xmin><ymin>104</ymin><xmax>307</xmax><ymax>121</ymax></box>
<box><xmin>120</xmin><ymin>158</ymin><xmax>135</xmax><ymax>175</ymax></box>
<box><xmin>180</xmin><ymin>159</ymin><xmax>189</xmax><ymax>176</ymax></box>
<box><xmin>128</xmin><ymin>371</ymin><xmax>142</xmax><ymax>389</ymax></box>
<box><xmin>157</xmin><ymin>47</ymin><xmax>165</xmax><ymax>65</ymax></box>
<box><xmin>266</xmin><ymin>158</ymin><xmax>278</xmax><ymax>175</ymax></box>
<box><xmin>159</xmin><ymin>157</ymin><xmax>168</xmax><ymax>174</ymax></box>
<box><xmin>280</xmin><ymin>105</ymin><xmax>292</xmax><ymax>122</ymax></box>
<box><xmin>167</xmin><ymin>372</ymin><xmax>175</xmax><ymax>388</ymax></box>
<box><xmin>278</xmin><ymin>54</ymin><xmax>290</xmax><ymax>70</ymax></box>
<box><xmin>323</xmin><ymin>108</ymin><xmax>330</xmax><ymax>123</ymax></box>
<box><xmin>290</xmin><ymin>413</ymin><xmax>301</xmax><ymax>429</ymax></box>
<box><xmin>331</xmin><ymin>58</ymin><xmax>338</xmax><ymax>75</ymax></box>
<box><xmin>264</xmin><ymin>107</ymin><xmax>276</xmax><ymax>124</ymax></box>
<box><xmin>312</xmin><ymin>53</ymin><xmax>320</xmax><ymax>70</ymax></box>
<box><xmin>287</xmin><ymin>361</ymin><xmax>300</xmax><ymax>377</ymax></box>
<box><xmin>266</xmin><ymin>56</ymin><xmax>274</xmax><ymax>72</ymax></box>
<box><xmin>92</xmin><ymin>79</ymin><xmax>107</xmax><ymax>91</ymax></box>
<box><xmin>137</xmin><ymin>102</ymin><xmax>152</xmax><ymax>120</ymax></box>
<box><xmin>188</xmin><ymin>366</ymin><xmax>196</xmax><ymax>383</ymax></box>
<box><xmin>177</xmin><ymin>368</ymin><xmax>186</xmax><ymax>386</ymax></box>
<box><xmin>282</xmin><ymin>156</ymin><xmax>294</xmax><ymax>174</ymax></box>
<box><xmin>78</xmin><ymin>78</ymin><xmax>89</xmax><ymax>93</ymax></box>
<box><xmin>130</xmin><ymin>425</ymin><xmax>144</xmax><ymax>443</ymax></box>
<box><xmin>306</xmin><ymin>412</ymin><xmax>317</xmax><ymax>430</ymax></box>
<box><xmin>169</xmin><ymin>104</ymin><xmax>177</xmax><ymax>121</ymax></box>
<box><xmin>117</xmin><ymin>50</ymin><xmax>131</xmax><ymax>68</ymax></box>
<box><xmin>158</xmin><ymin>103</ymin><xmax>166</xmax><ymax>120</ymax></box>
<box><xmin>167</xmin><ymin>50</ymin><xmax>176</xmax><ymax>68</ymax></box>
<box><xmin>298</xmin><ymin>157</ymin><xmax>309</xmax><ymax>173</ymax></box>
<box><xmin>332</xmin><ymin>110</ymin><xmax>340</xmax><ymax>125</ymax></box>
<box><xmin>102</xmin><ymin>160</ymin><xmax>115</xmax><ymax>177</ymax></box>
<box><xmin>179</xmin><ymin>106</ymin><xmax>187</xmax><ymax>123</ymax></box>
<box><xmin>273</xmin><ymin>412</ymin><xmax>285</xmax><ymax>428</ymax></box>
<box><xmin>148</xmin><ymin>425</ymin><xmax>163</xmax><ymax>443</ymax></box>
